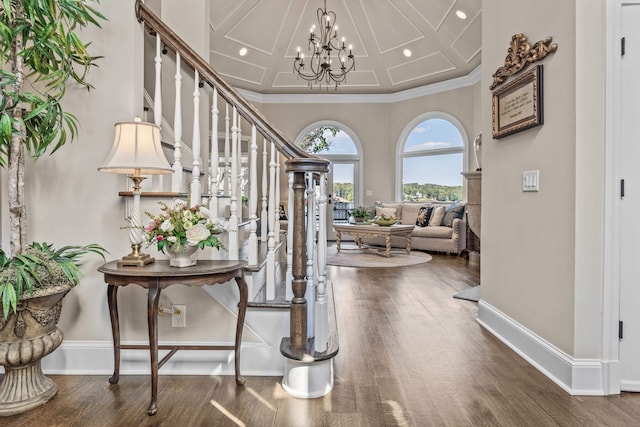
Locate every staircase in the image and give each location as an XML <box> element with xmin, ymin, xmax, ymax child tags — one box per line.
<box><xmin>133</xmin><ymin>0</ymin><xmax>337</xmax><ymax>398</ymax></box>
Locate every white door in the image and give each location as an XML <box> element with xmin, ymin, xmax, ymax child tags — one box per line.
<box><xmin>619</xmin><ymin>3</ymin><xmax>640</xmax><ymax>391</ymax></box>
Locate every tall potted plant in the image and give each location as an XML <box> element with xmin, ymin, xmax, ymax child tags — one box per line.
<box><xmin>0</xmin><ymin>0</ymin><xmax>106</xmax><ymax>415</ymax></box>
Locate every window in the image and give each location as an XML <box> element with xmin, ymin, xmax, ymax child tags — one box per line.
<box><xmin>296</xmin><ymin>122</ymin><xmax>362</xmax><ymax>228</ymax></box>
<box><xmin>398</xmin><ymin>115</ymin><xmax>466</xmax><ymax>202</ymax></box>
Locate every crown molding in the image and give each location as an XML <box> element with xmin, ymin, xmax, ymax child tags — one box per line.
<box><xmin>237</xmin><ymin>65</ymin><xmax>481</xmax><ymax>104</ymax></box>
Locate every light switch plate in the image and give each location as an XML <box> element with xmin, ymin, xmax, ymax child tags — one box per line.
<box><xmin>522</xmin><ymin>170</ymin><xmax>539</xmax><ymax>192</ymax></box>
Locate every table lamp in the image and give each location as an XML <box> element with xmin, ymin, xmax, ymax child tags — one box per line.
<box><xmin>99</xmin><ymin>117</ymin><xmax>173</xmax><ymax>266</ymax></box>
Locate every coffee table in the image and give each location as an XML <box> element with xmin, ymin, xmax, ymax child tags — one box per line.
<box><xmin>333</xmin><ymin>223</ymin><xmax>415</xmax><ymax>257</ymax></box>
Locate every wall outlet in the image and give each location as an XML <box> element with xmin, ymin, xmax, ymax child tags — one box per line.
<box><xmin>171</xmin><ymin>304</ymin><xmax>186</xmax><ymax>327</ymax></box>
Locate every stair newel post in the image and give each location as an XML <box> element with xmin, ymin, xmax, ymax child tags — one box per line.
<box><xmin>305</xmin><ymin>172</ymin><xmax>316</xmax><ymax>339</ymax></box>
<box><xmin>315</xmin><ymin>172</ymin><xmax>328</xmax><ymax>352</ymax></box>
<box><xmin>209</xmin><ymin>87</ymin><xmax>219</xmax><ymax>221</ymax></box>
<box><xmin>274</xmin><ymin>154</ymin><xmax>281</xmax><ymax>242</ymax></box>
<box><xmin>152</xmin><ymin>34</ymin><xmax>163</xmax><ymax>192</ymax></box>
<box><xmin>190</xmin><ymin>69</ymin><xmax>201</xmax><ymax>207</ymax></box>
<box><xmin>248</xmin><ymin>124</ymin><xmax>258</xmax><ymax>266</ymax></box>
<box><xmin>266</xmin><ymin>141</ymin><xmax>277</xmax><ymax>300</ymax></box>
<box><xmin>286</xmin><ymin>171</ymin><xmax>294</xmax><ymax>300</ymax></box>
<box><xmin>281</xmin><ymin>158</ymin><xmax>332</xmax><ymax>399</ymax></box>
<box><xmin>290</xmin><ymin>171</ymin><xmax>308</xmax><ymax>349</ymax></box>
<box><xmin>261</xmin><ymin>138</ymin><xmax>268</xmax><ymax>242</ymax></box>
<box><xmin>172</xmin><ymin>51</ymin><xmax>183</xmax><ymax>192</ymax></box>
<box><xmin>224</xmin><ymin>104</ymin><xmax>231</xmax><ymax>196</ymax></box>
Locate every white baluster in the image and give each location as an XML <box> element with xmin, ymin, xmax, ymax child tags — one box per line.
<box><xmin>248</xmin><ymin>124</ymin><xmax>258</xmax><ymax>266</ymax></box>
<box><xmin>237</xmin><ymin>118</ymin><xmax>243</xmax><ymax>216</ymax></box>
<box><xmin>266</xmin><ymin>141</ymin><xmax>277</xmax><ymax>300</ymax></box>
<box><xmin>315</xmin><ymin>172</ymin><xmax>328</xmax><ymax>352</ymax></box>
<box><xmin>261</xmin><ymin>138</ymin><xmax>268</xmax><ymax>242</ymax></box>
<box><xmin>305</xmin><ymin>173</ymin><xmax>315</xmax><ymax>338</ymax></box>
<box><xmin>286</xmin><ymin>172</ymin><xmax>294</xmax><ymax>300</ymax></box>
<box><xmin>172</xmin><ymin>52</ymin><xmax>183</xmax><ymax>192</ymax></box>
<box><xmin>274</xmin><ymin>153</ymin><xmax>281</xmax><ymax>242</ymax></box>
<box><xmin>224</xmin><ymin>104</ymin><xmax>231</xmax><ymax>196</ymax></box>
<box><xmin>209</xmin><ymin>87</ymin><xmax>219</xmax><ymax>222</ymax></box>
<box><xmin>190</xmin><ymin>70</ymin><xmax>201</xmax><ymax>207</ymax></box>
<box><xmin>154</xmin><ymin>35</ymin><xmax>163</xmax><ymax>127</ymax></box>
<box><xmin>152</xmin><ymin>34</ymin><xmax>163</xmax><ymax>192</ymax></box>
<box><xmin>228</xmin><ymin>107</ymin><xmax>239</xmax><ymax>259</ymax></box>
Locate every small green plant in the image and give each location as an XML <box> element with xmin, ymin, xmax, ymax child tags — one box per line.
<box><xmin>0</xmin><ymin>242</ymin><xmax>107</xmax><ymax>318</ymax></box>
<box><xmin>348</xmin><ymin>206</ymin><xmax>370</xmax><ymax>219</ymax></box>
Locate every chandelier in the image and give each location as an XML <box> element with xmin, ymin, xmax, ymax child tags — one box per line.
<box><xmin>293</xmin><ymin>0</ymin><xmax>355</xmax><ymax>90</ymax></box>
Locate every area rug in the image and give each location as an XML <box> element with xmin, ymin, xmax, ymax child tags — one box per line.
<box><xmin>453</xmin><ymin>286</ymin><xmax>481</xmax><ymax>302</ymax></box>
<box><xmin>326</xmin><ymin>245</ymin><xmax>432</xmax><ymax>268</ymax></box>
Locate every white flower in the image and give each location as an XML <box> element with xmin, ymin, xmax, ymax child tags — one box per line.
<box><xmin>183</xmin><ymin>220</ymin><xmax>193</xmax><ymax>229</ymax></box>
<box><xmin>160</xmin><ymin>220</ymin><xmax>174</xmax><ymax>233</ymax></box>
<box><xmin>186</xmin><ymin>223</ymin><xmax>211</xmax><ymax>245</ymax></box>
<box><xmin>173</xmin><ymin>199</ymin><xmax>187</xmax><ymax>210</ymax></box>
<box><xmin>199</xmin><ymin>206</ymin><xmax>210</xmax><ymax>218</ymax></box>
<box><xmin>167</xmin><ymin>236</ymin><xmax>177</xmax><ymax>243</ymax></box>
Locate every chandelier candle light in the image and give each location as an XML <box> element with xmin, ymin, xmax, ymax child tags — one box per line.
<box><xmin>293</xmin><ymin>0</ymin><xmax>355</xmax><ymax>89</ymax></box>
<box><xmin>99</xmin><ymin>118</ymin><xmax>173</xmax><ymax>267</ymax></box>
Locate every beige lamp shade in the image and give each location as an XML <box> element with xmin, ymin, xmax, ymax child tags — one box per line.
<box><xmin>99</xmin><ymin>118</ymin><xmax>173</xmax><ymax>175</ymax></box>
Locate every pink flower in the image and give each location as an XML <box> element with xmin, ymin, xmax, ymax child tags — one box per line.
<box><xmin>157</xmin><ymin>235</ymin><xmax>164</xmax><ymax>241</ymax></box>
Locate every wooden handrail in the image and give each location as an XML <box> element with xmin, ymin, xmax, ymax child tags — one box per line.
<box><xmin>135</xmin><ymin>0</ymin><xmax>326</xmax><ymax>165</ymax></box>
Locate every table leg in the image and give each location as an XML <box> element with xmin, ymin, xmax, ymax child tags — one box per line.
<box><xmin>406</xmin><ymin>235</ymin><xmax>412</xmax><ymax>254</ymax></box>
<box><xmin>107</xmin><ymin>285</ymin><xmax>120</xmax><ymax>385</ymax></box>
<box><xmin>385</xmin><ymin>236</ymin><xmax>392</xmax><ymax>257</ymax></box>
<box><xmin>147</xmin><ymin>281</ymin><xmax>161</xmax><ymax>416</ymax></box>
<box><xmin>336</xmin><ymin>231</ymin><xmax>342</xmax><ymax>253</ymax></box>
<box><xmin>234</xmin><ymin>272</ymin><xmax>248</xmax><ymax>386</ymax></box>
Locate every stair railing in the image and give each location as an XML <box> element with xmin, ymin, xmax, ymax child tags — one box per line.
<box><xmin>135</xmin><ymin>0</ymin><xmax>333</xmax><ymax>358</ymax></box>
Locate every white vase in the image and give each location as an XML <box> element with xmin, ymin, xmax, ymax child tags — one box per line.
<box><xmin>165</xmin><ymin>245</ymin><xmax>199</xmax><ymax>267</ymax></box>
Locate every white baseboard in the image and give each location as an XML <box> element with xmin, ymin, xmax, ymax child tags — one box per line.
<box><xmin>38</xmin><ymin>340</ymin><xmax>284</xmax><ymax>376</ymax></box>
<box><xmin>477</xmin><ymin>300</ymin><xmax>606</xmax><ymax>395</ymax></box>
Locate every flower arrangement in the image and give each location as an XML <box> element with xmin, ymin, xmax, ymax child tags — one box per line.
<box><xmin>144</xmin><ymin>200</ymin><xmax>223</xmax><ymax>252</ymax></box>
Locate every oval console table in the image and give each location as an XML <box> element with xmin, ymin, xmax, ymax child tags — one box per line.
<box><xmin>98</xmin><ymin>260</ymin><xmax>248</xmax><ymax>416</ymax></box>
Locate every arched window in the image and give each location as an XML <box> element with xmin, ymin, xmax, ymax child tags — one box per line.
<box><xmin>397</xmin><ymin>114</ymin><xmax>466</xmax><ymax>202</ymax></box>
<box><xmin>296</xmin><ymin>122</ymin><xmax>362</xmax><ymax>230</ymax></box>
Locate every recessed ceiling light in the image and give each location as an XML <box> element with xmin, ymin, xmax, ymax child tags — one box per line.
<box><xmin>456</xmin><ymin>10</ymin><xmax>467</xmax><ymax>20</ymax></box>
<box><xmin>403</xmin><ymin>49</ymin><xmax>412</xmax><ymax>58</ymax></box>
<box><xmin>239</xmin><ymin>47</ymin><xmax>248</xmax><ymax>56</ymax></box>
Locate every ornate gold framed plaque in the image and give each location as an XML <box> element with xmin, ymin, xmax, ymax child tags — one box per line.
<box><xmin>492</xmin><ymin>65</ymin><xmax>543</xmax><ymax>139</ymax></box>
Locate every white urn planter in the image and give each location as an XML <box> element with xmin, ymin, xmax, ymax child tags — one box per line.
<box><xmin>0</xmin><ymin>283</ymin><xmax>71</xmax><ymax>416</ymax></box>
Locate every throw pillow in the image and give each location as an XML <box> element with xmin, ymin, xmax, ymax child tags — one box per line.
<box><xmin>442</xmin><ymin>204</ymin><xmax>465</xmax><ymax>227</ymax></box>
<box><xmin>429</xmin><ymin>206</ymin><xmax>446</xmax><ymax>226</ymax></box>
<box><xmin>375</xmin><ymin>206</ymin><xmax>397</xmax><ymax>219</ymax></box>
<box><xmin>416</xmin><ymin>206</ymin><xmax>433</xmax><ymax>227</ymax></box>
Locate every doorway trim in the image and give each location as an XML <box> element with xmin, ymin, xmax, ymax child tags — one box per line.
<box><xmin>602</xmin><ymin>0</ymin><xmax>640</xmax><ymax>395</ymax></box>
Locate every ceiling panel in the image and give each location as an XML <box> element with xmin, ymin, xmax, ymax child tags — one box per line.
<box><xmin>403</xmin><ymin>0</ymin><xmax>456</xmax><ymax>31</ymax></box>
<box><xmin>225</xmin><ymin>0</ymin><xmax>294</xmax><ymax>55</ymax></box>
<box><xmin>451</xmin><ymin>11</ymin><xmax>481</xmax><ymax>62</ymax></box>
<box><xmin>387</xmin><ymin>52</ymin><xmax>455</xmax><ymax>85</ymax></box>
<box><xmin>360</xmin><ymin>0</ymin><xmax>425</xmax><ymax>54</ymax></box>
<box><xmin>210</xmin><ymin>0</ymin><xmax>254</xmax><ymax>32</ymax></box>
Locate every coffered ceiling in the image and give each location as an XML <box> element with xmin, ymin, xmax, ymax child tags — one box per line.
<box><xmin>209</xmin><ymin>0</ymin><xmax>481</xmax><ymax>94</ymax></box>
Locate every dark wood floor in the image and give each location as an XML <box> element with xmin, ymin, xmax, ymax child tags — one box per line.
<box><xmin>3</xmin><ymin>254</ymin><xmax>640</xmax><ymax>426</ymax></box>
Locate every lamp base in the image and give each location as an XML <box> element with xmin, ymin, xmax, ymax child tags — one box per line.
<box><xmin>117</xmin><ymin>244</ymin><xmax>155</xmax><ymax>267</ymax></box>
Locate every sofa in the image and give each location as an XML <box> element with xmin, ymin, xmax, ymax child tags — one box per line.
<box><xmin>360</xmin><ymin>201</ymin><xmax>466</xmax><ymax>254</ymax></box>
